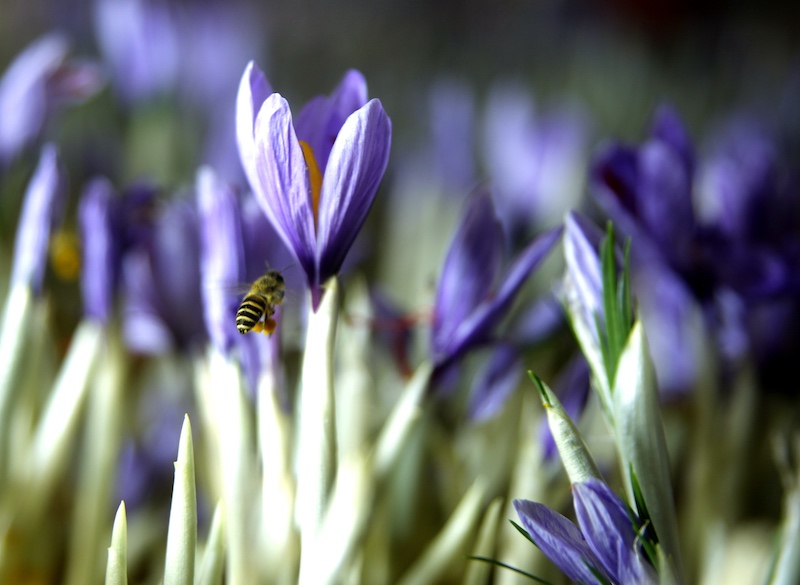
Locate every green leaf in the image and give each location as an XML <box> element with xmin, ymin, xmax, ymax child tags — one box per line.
<box><xmin>466</xmin><ymin>556</ymin><xmax>557</xmax><ymax>585</ymax></box>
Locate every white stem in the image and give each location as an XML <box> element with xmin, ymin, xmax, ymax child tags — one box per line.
<box><xmin>66</xmin><ymin>327</ymin><xmax>125</xmax><ymax>585</ymax></box>
<box><xmin>163</xmin><ymin>415</ymin><xmax>197</xmax><ymax>585</ymax></box>
<box><xmin>105</xmin><ymin>501</ymin><xmax>128</xmax><ymax>585</ymax></box>
<box><xmin>196</xmin><ymin>502</ymin><xmax>226</xmax><ymax>585</ymax></box>
<box><xmin>296</xmin><ymin>277</ymin><xmax>339</xmax><ymax>585</ymax></box>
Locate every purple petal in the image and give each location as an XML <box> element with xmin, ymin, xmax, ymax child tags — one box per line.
<box><xmin>564</xmin><ymin>211</ymin><xmax>604</xmax><ymax>330</ymax></box>
<box><xmin>637</xmin><ymin>139</ymin><xmax>694</xmax><ymax>250</ymax></box>
<box><xmin>591</xmin><ymin>143</ymin><xmax>642</xmax><ymax>235</ymax></box>
<box><xmin>468</xmin><ymin>344</ymin><xmax>521</xmax><ymax>422</ymax></box>
<box><xmin>253</xmin><ymin>93</ymin><xmax>317</xmax><ymax>291</ymax></box>
<box><xmin>441</xmin><ymin>225</ymin><xmax>562</xmax><ymax>363</ymax></box>
<box><xmin>573</xmin><ymin>479</ymin><xmax>652</xmax><ymax>584</ymax></box>
<box><xmin>513</xmin><ymin>499</ymin><xmax>606</xmax><ymax>585</ymax></box>
<box><xmin>93</xmin><ymin>0</ymin><xmax>179</xmax><ymax>103</ymax></box>
<box><xmin>508</xmin><ymin>292</ymin><xmax>565</xmax><ymax>345</ymax></box>
<box><xmin>122</xmin><ymin>251</ymin><xmax>174</xmax><ymax>353</ymax></box>
<box><xmin>330</xmin><ymin>70</ymin><xmax>368</xmax><ymax>124</ymax></box>
<box><xmin>11</xmin><ymin>144</ymin><xmax>67</xmax><ymax>294</ymax></box>
<box><xmin>0</xmin><ymin>34</ymin><xmax>68</xmax><ymax>164</ymax></box>
<box><xmin>79</xmin><ymin>177</ymin><xmax>117</xmax><ymax>322</ymax></box>
<box><xmin>236</xmin><ymin>61</ymin><xmax>273</xmax><ymax>191</ymax></box>
<box><xmin>428</xmin><ymin>78</ymin><xmax>477</xmax><ymax>191</ymax></box>
<box><xmin>634</xmin><ymin>263</ymin><xmax>700</xmax><ymax>397</ymax></box>
<box><xmin>432</xmin><ymin>190</ymin><xmax>504</xmax><ymax>360</ymax></box>
<box><xmin>197</xmin><ymin>167</ymin><xmax>244</xmax><ymax>353</ymax></box>
<box><xmin>650</xmin><ymin>104</ymin><xmax>694</xmax><ymax>177</ymax></box>
<box><xmin>316</xmin><ymin>98</ymin><xmax>392</xmax><ymax>302</ymax></box>
<box><xmin>294</xmin><ymin>70</ymin><xmax>368</xmax><ymax>173</ymax></box>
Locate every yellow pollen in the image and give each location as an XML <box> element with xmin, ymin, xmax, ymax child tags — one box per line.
<box><xmin>299</xmin><ymin>140</ymin><xmax>322</xmax><ymax>230</ymax></box>
<box><xmin>49</xmin><ymin>230</ymin><xmax>81</xmax><ymax>282</ymax></box>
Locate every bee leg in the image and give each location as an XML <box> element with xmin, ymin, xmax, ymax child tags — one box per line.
<box><xmin>263</xmin><ymin>318</ymin><xmax>277</xmax><ymax>335</ymax></box>
<box><xmin>251</xmin><ymin>321</ymin><xmax>265</xmax><ymax>333</ymax></box>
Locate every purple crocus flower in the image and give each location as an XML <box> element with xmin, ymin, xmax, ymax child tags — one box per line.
<box><xmin>78</xmin><ymin>178</ymin><xmax>160</xmax><ymax>326</ymax></box>
<box><xmin>11</xmin><ymin>144</ymin><xmax>67</xmax><ymax>294</ymax></box>
<box><xmin>592</xmin><ymin>105</ymin><xmax>800</xmax><ymax>395</ymax></box>
<box><xmin>514</xmin><ymin>478</ymin><xmax>656</xmax><ymax>585</ymax></box>
<box><xmin>122</xmin><ymin>196</ymin><xmax>206</xmax><ymax>354</ymax></box>
<box><xmin>237</xmin><ymin>61</ymin><xmax>392</xmax><ymax>310</ymax></box>
<box><xmin>0</xmin><ymin>34</ymin><xmax>103</xmax><ymax>165</ymax></box>
<box><xmin>431</xmin><ymin>188</ymin><xmax>563</xmax><ymax>370</ymax></box>
<box><xmin>196</xmin><ymin>167</ymin><xmax>291</xmax><ymax>393</ymax></box>
<box><xmin>79</xmin><ymin>178</ymin><xmax>117</xmax><ymax>323</ymax></box>
<box><xmin>93</xmin><ymin>0</ymin><xmax>179</xmax><ymax>104</ymax></box>
<box><xmin>483</xmin><ymin>82</ymin><xmax>589</xmax><ymax>242</ymax></box>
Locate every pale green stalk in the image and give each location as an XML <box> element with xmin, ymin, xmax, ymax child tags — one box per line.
<box><xmin>395</xmin><ymin>479</ymin><xmax>486</xmax><ymax>585</ymax></box>
<box><xmin>207</xmin><ymin>349</ymin><xmax>258</xmax><ymax>585</ymax></box>
<box><xmin>305</xmin><ymin>451</ymin><xmax>372</xmax><ymax>585</ymax></box>
<box><xmin>66</xmin><ymin>327</ymin><xmax>125</xmax><ymax>585</ymax></box>
<box><xmin>21</xmin><ymin>319</ymin><xmax>103</xmax><ymax>519</ymax></box>
<box><xmin>372</xmin><ymin>361</ymin><xmax>432</xmax><ymax>478</ymax></box>
<box><xmin>257</xmin><ymin>365</ymin><xmax>296</xmax><ymax>580</ymax></box>
<box><xmin>612</xmin><ymin>322</ymin><xmax>683</xmax><ymax>582</ymax></box>
<box><xmin>105</xmin><ymin>501</ymin><xmax>128</xmax><ymax>585</ymax></box>
<box><xmin>296</xmin><ymin>277</ymin><xmax>339</xmax><ymax>585</ymax></box>
<box><xmin>535</xmin><ymin>375</ymin><xmax>602</xmax><ymax>485</ymax></box>
<box><xmin>163</xmin><ymin>415</ymin><xmax>197</xmax><ymax>585</ymax></box>
<box><xmin>196</xmin><ymin>502</ymin><xmax>226</xmax><ymax>585</ymax></box>
<box><xmin>336</xmin><ymin>277</ymin><xmax>372</xmax><ymax>463</ymax></box>
<box><xmin>768</xmin><ymin>437</ymin><xmax>800</xmax><ymax>585</ymax></box>
<box><xmin>463</xmin><ymin>497</ymin><xmax>503</xmax><ymax>585</ymax></box>
<box><xmin>0</xmin><ymin>285</ymin><xmax>32</xmax><ymax>484</ymax></box>
<box><xmin>495</xmin><ymin>391</ymin><xmax>552</xmax><ymax>585</ymax></box>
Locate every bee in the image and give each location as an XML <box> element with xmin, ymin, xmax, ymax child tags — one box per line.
<box><xmin>236</xmin><ymin>270</ymin><xmax>286</xmax><ymax>335</ymax></box>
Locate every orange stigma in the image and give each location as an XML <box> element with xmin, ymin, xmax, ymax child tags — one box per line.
<box><xmin>299</xmin><ymin>140</ymin><xmax>322</xmax><ymax>230</ymax></box>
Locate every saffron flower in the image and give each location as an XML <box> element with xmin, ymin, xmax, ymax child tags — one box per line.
<box><xmin>514</xmin><ymin>478</ymin><xmax>656</xmax><ymax>585</ymax></box>
<box><xmin>237</xmin><ymin>61</ymin><xmax>392</xmax><ymax>309</ymax></box>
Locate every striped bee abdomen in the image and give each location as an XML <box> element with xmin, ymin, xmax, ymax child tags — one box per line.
<box><xmin>236</xmin><ymin>293</ymin><xmax>268</xmax><ymax>334</ymax></box>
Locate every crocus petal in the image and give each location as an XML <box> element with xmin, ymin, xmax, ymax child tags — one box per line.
<box><xmin>11</xmin><ymin>144</ymin><xmax>67</xmax><ymax>294</ymax></box>
<box><xmin>432</xmin><ymin>190</ymin><xmax>504</xmax><ymax>360</ymax></box>
<box><xmin>650</xmin><ymin>104</ymin><xmax>694</xmax><ymax>177</ymax></box>
<box><xmin>637</xmin><ymin>139</ymin><xmax>694</xmax><ymax>251</ymax></box>
<box><xmin>0</xmin><ymin>35</ymin><xmax>68</xmax><ymax>164</ymax></box>
<box><xmin>513</xmin><ymin>499</ymin><xmax>606</xmax><ymax>585</ymax></box>
<box><xmin>316</xmin><ymin>98</ymin><xmax>392</xmax><ymax>298</ymax></box>
<box><xmin>197</xmin><ymin>167</ymin><xmax>244</xmax><ymax>353</ymax></box>
<box><xmin>79</xmin><ymin>177</ymin><xmax>117</xmax><ymax>322</ymax></box>
<box><xmin>564</xmin><ymin>211</ymin><xmax>604</xmax><ymax>334</ymax></box>
<box><xmin>236</xmin><ymin>61</ymin><xmax>273</xmax><ymax>191</ymax></box>
<box><xmin>573</xmin><ymin>479</ymin><xmax>655</xmax><ymax>585</ymax></box>
<box><xmin>294</xmin><ymin>70</ymin><xmax>368</xmax><ymax>172</ymax></box>
<box><xmin>439</xmin><ymin>225</ymin><xmax>562</xmax><ymax>363</ymax></box>
<box><xmin>468</xmin><ymin>344</ymin><xmax>521</xmax><ymax>422</ymax></box>
<box><xmin>254</xmin><ymin>93</ymin><xmax>317</xmax><ymax>288</ymax></box>
<box><xmin>122</xmin><ymin>251</ymin><xmax>174</xmax><ymax>354</ymax></box>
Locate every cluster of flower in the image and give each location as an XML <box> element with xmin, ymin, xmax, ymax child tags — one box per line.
<box><xmin>0</xmin><ymin>2</ymin><xmax>800</xmax><ymax>585</ymax></box>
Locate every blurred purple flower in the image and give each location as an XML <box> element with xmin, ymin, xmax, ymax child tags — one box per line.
<box><xmin>237</xmin><ymin>61</ymin><xmax>391</xmax><ymax>310</ymax></box>
<box><xmin>0</xmin><ymin>34</ymin><xmax>103</xmax><ymax>165</ymax></box>
<box><xmin>122</xmin><ymin>196</ymin><xmax>206</xmax><ymax>353</ymax></box>
<box><xmin>93</xmin><ymin>0</ymin><xmax>178</xmax><ymax>104</ymax></box>
<box><xmin>427</xmin><ymin>78</ymin><xmax>477</xmax><ymax>193</ymax></box>
<box><xmin>483</xmin><ymin>82</ymin><xmax>589</xmax><ymax>242</ymax></box>
<box><xmin>514</xmin><ymin>478</ymin><xmax>656</xmax><ymax>585</ymax></box>
<box><xmin>467</xmin><ymin>344</ymin><xmax>522</xmax><ymax>422</ymax></box>
<box><xmin>11</xmin><ymin>144</ymin><xmax>67</xmax><ymax>294</ymax></box>
<box><xmin>592</xmin><ymin>105</ymin><xmax>800</xmax><ymax>395</ymax></box>
<box><xmin>431</xmin><ymin>188</ymin><xmax>562</xmax><ymax>369</ymax></box>
<box><xmin>79</xmin><ymin>178</ymin><xmax>117</xmax><ymax>322</ymax></box>
<box><xmin>196</xmin><ymin>167</ymin><xmax>291</xmax><ymax>393</ymax></box>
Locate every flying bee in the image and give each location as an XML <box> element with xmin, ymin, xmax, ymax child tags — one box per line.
<box><xmin>236</xmin><ymin>270</ymin><xmax>286</xmax><ymax>335</ymax></box>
